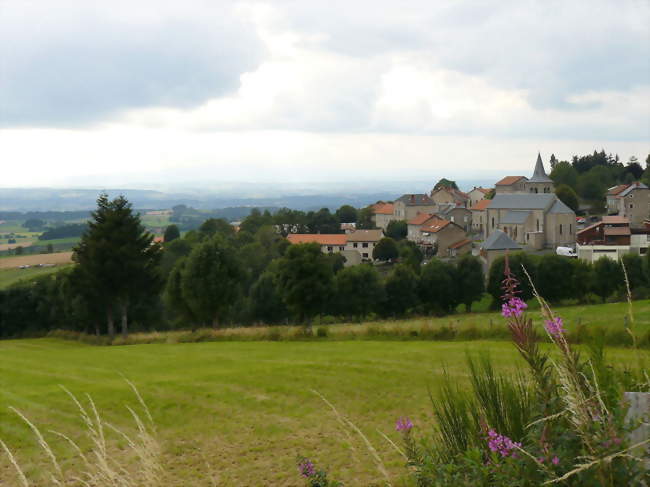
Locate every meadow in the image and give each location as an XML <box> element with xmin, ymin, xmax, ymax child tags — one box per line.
<box><xmin>0</xmin><ymin>336</ymin><xmax>647</xmax><ymax>486</ymax></box>
<box><xmin>0</xmin><ymin>265</ymin><xmax>72</xmax><ymax>290</ymax></box>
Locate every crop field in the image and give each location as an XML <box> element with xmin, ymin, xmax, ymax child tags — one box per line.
<box><xmin>0</xmin><ymin>264</ymin><xmax>73</xmax><ymax>289</ymax></box>
<box><xmin>0</xmin><ymin>338</ymin><xmax>647</xmax><ymax>486</ymax></box>
<box><xmin>0</xmin><ymin>251</ymin><xmax>74</xmax><ymax>268</ymax></box>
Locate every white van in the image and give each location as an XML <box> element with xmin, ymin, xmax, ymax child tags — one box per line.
<box><xmin>556</xmin><ymin>246</ymin><xmax>577</xmax><ymax>258</ymax></box>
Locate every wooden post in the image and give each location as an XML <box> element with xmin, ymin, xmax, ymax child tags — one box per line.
<box><xmin>624</xmin><ymin>392</ymin><xmax>649</xmax><ymax>468</ymax></box>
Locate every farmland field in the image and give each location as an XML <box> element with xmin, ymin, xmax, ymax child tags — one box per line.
<box><xmin>0</xmin><ymin>251</ymin><xmax>74</xmax><ymax>268</ymax></box>
<box><xmin>0</xmin><ymin>339</ymin><xmax>647</xmax><ymax>486</ymax></box>
<box><xmin>0</xmin><ymin>264</ymin><xmax>73</xmax><ymax>289</ymax></box>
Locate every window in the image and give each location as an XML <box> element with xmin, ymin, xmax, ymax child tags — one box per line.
<box><xmin>570</xmin><ymin>224</ymin><xmax>572</xmax><ymax>234</ymax></box>
<box><xmin>353</xmin><ymin>242</ymin><xmax>358</xmax><ymax>248</ymax></box>
<box><xmin>536</xmin><ymin>219</ymin><xmax>539</xmax><ymax>232</ymax></box>
<box><xmin>339</xmin><ymin>246</ymin><xmax>345</xmax><ymax>251</ymax></box>
<box><xmin>327</xmin><ymin>246</ymin><xmax>333</xmax><ymax>252</ymax></box>
<box><xmin>362</xmin><ymin>253</ymin><xmax>368</xmax><ymax>258</ymax></box>
<box><xmin>492</xmin><ymin>217</ymin><xmax>495</xmax><ymax>228</ymax></box>
<box><xmin>559</xmin><ymin>224</ymin><xmax>562</xmax><ymax>235</ymax></box>
<box><xmin>526</xmin><ymin>233</ymin><xmax>529</xmax><ymax>241</ymax></box>
<box><xmin>630</xmin><ymin>204</ymin><xmax>634</xmax><ymax>209</ymax></box>
<box><xmin>362</xmin><ymin>242</ymin><xmax>368</xmax><ymax>248</ymax></box>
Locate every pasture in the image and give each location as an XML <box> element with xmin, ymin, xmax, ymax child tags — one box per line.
<box><xmin>0</xmin><ymin>252</ymin><xmax>74</xmax><ymax>269</ymax></box>
<box><xmin>0</xmin><ymin>338</ymin><xmax>647</xmax><ymax>486</ymax></box>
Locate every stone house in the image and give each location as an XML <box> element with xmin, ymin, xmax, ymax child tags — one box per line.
<box><xmin>430</xmin><ymin>187</ymin><xmax>470</xmax><ymax>208</ymax></box>
<box><xmin>480</xmin><ymin>230</ymin><xmax>523</xmax><ymax>270</ymax></box>
<box><xmin>393</xmin><ymin>194</ymin><xmax>437</xmax><ymax>221</ymax></box>
<box><xmin>495</xmin><ymin>176</ymin><xmax>528</xmax><ymax>194</ymax></box>
<box><xmin>406</xmin><ymin>213</ymin><xmax>436</xmax><ymax>241</ymax></box>
<box><xmin>436</xmin><ymin>204</ymin><xmax>472</xmax><ymax>232</ymax></box>
<box><xmin>470</xmin><ymin>199</ymin><xmax>491</xmax><ymax>234</ymax></box>
<box><xmin>606</xmin><ymin>182</ymin><xmax>649</xmax><ymax>229</ymax></box>
<box><xmin>485</xmin><ymin>193</ymin><xmax>575</xmax><ymax>250</ymax></box>
<box><xmin>287</xmin><ymin>229</ymin><xmax>383</xmax><ymax>264</ymax></box>
<box><xmin>418</xmin><ymin>218</ymin><xmax>469</xmax><ymax>257</ymax></box>
<box><xmin>346</xmin><ymin>229</ymin><xmax>384</xmax><ymax>260</ymax></box>
<box><xmin>468</xmin><ymin>187</ymin><xmax>490</xmax><ymax>208</ymax></box>
<box><xmin>371</xmin><ymin>202</ymin><xmax>396</xmax><ymax>230</ymax></box>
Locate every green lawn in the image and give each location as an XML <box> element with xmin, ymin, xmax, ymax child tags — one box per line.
<box><xmin>0</xmin><ymin>339</ymin><xmax>647</xmax><ymax>486</ymax></box>
<box><xmin>0</xmin><ymin>265</ymin><xmax>72</xmax><ymax>289</ymax></box>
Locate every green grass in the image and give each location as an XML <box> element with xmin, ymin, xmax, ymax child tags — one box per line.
<box><xmin>33</xmin><ymin>236</ymin><xmax>80</xmax><ymax>246</ymax></box>
<box><xmin>0</xmin><ymin>265</ymin><xmax>72</xmax><ymax>289</ymax></box>
<box><xmin>0</xmin><ymin>338</ymin><xmax>646</xmax><ymax>485</ymax></box>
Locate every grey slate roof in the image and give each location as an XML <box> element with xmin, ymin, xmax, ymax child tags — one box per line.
<box><xmin>397</xmin><ymin>194</ymin><xmax>434</xmax><ymax>206</ymax></box>
<box><xmin>501</xmin><ymin>210</ymin><xmax>531</xmax><ymax>224</ymax></box>
<box><xmin>528</xmin><ymin>153</ymin><xmax>553</xmax><ymax>183</ymax></box>
<box><xmin>489</xmin><ymin>193</ymin><xmax>556</xmax><ymax>210</ymax></box>
<box><xmin>482</xmin><ymin>230</ymin><xmax>522</xmax><ymax>251</ymax></box>
<box><xmin>548</xmin><ymin>199</ymin><xmax>574</xmax><ymax>214</ymax></box>
<box><xmin>618</xmin><ymin>182</ymin><xmax>649</xmax><ymax>197</ymax></box>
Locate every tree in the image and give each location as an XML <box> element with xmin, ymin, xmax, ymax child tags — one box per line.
<box><xmin>555</xmin><ymin>184</ymin><xmax>580</xmax><ymax>212</ymax></box>
<box><xmin>164</xmin><ymin>258</ymin><xmax>196</xmax><ymax>328</ymax></box>
<box><xmin>250</xmin><ymin>268</ymin><xmax>288</xmax><ymax>324</ymax></box>
<box><xmin>276</xmin><ymin>243</ymin><xmax>334</xmax><ymax>323</ymax></box>
<box><xmin>373</xmin><ymin>237</ymin><xmax>399</xmax><ymax>261</ymax></box>
<box><xmin>163</xmin><ymin>224</ymin><xmax>181</xmax><ymax>243</ymax></box>
<box><xmin>487</xmin><ymin>252</ymin><xmax>538</xmax><ymax>304</ymax></box>
<box><xmin>23</xmin><ymin>218</ymin><xmax>45</xmax><ymax>231</ymax></box>
<box><xmin>550</xmin><ymin>161</ymin><xmax>578</xmax><ymax>190</ymax></box>
<box><xmin>398</xmin><ymin>240</ymin><xmax>423</xmax><ymax>272</ymax></box>
<box><xmin>383</xmin><ymin>264</ymin><xmax>419</xmax><ymax>317</ymax></box>
<box><xmin>593</xmin><ymin>257</ymin><xmax>623</xmax><ymax>302</ymax></box>
<box><xmin>307</xmin><ymin>208</ymin><xmax>340</xmax><ymax>234</ymax></box>
<box><xmin>334</xmin><ymin>264</ymin><xmax>383</xmax><ymax>321</ymax></box>
<box><xmin>73</xmin><ymin>194</ymin><xmax>162</xmax><ymax>339</ymax></box>
<box><xmin>335</xmin><ymin>205</ymin><xmax>357</xmax><ymax>223</ymax></box>
<box><xmin>549</xmin><ymin>153</ymin><xmax>558</xmax><ymax>169</ymax></box>
<box><xmin>624</xmin><ymin>157</ymin><xmax>643</xmax><ymax>180</ymax></box>
<box><xmin>577</xmin><ymin>171</ymin><xmax>606</xmax><ymax>203</ymax></box>
<box><xmin>484</xmin><ymin>188</ymin><xmax>496</xmax><ymax>200</ymax></box>
<box><xmin>419</xmin><ymin>259</ymin><xmax>458</xmax><ymax>314</ymax></box>
<box><xmin>456</xmin><ymin>254</ymin><xmax>485</xmax><ymax>312</ymax></box>
<box><xmin>46</xmin><ymin>243</ymin><xmax>54</xmax><ymax>254</ymax></box>
<box><xmin>433</xmin><ymin>178</ymin><xmax>459</xmax><ymax>190</ymax></box>
<box><xmin>621</xmin><ymin>253</ymin><xmax>647</xmax><ymax>291</ymax></box>
<box><xmin>571</xmin><ymin>259</ymin><xmax>594</xmax><ymax>302</ymax></box>
<box><xmin>536</xmin><ymin>254</ymin><xmax>574</xmax><ymax>303</ymax></box>
<box><xmin>199</xmin><ymin>218</ymin><xmax>234</xmax><ymax>239</ymax></box>
<box><xmin>385</xmin><ymin>220</ymin><xmax>407</xmax><ymax>240</ymax></box>
<box><xmin>356</xmin><ymin>206</ymin><xmax>376</xmax><ymax>230</ymax></box>
<box><xmin>180</xmin><ymin>236</ymin><xmax>242</xmax><ymax>328</ymax></box>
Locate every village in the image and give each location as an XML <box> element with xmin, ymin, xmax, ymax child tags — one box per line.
<box><xmin>285</xmin><ymin>153</ymin><xmax>650</xmax><ymax>271</ymax></box>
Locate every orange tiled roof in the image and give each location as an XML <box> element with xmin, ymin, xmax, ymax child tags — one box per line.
<box><xmin>407</xmin><ymin>213</ymin><xmax>435</xmax><ymax>225</ymax></box>
<box><xmin>421</xmin><ymin>218</ymin><xmax>451</xmax><ymax>233</ymax></box>
<box><xmin>449</xmin><ymin>238</ymin><xmax>472</xmax><ymax>249</ymax></box>
<box><xmin>474</xmin><ymin>187</ymin><xmax>490</xmax><ymax>194</ymax></box>
<box><xmin>372</xmin><ymin>202</ymin><xmax>394</xmax><ymax>215</ymax></box>
<box><xmin>496</xmin><ymin>176</ymin><xmax>526</xmax><ymax>186</ymax></box>
<box><xmin>470</xmin><ymin>199</ymin><xmax>491</xmax><ymax>211</ymax></box>
<box><xmin>602</xmin><ymin>215</ymin><xmax>629</xmax><ymax>225</ymax></box>
<box><xmin>607</xmin><ymin>184</ymin><xmax>629</xmax><ymax>196</ymax></box>
<box><xmin>287</xmin><ymin>234</ymin><xmax>347</xmax><ymax>245</ymax></box>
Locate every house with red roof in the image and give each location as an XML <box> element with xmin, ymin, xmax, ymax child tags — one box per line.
<box><xmin>370</xmin><ymin>202</ymin><xmax>396</xmax><ymax>230</ymax></box>
<box><xmin>287</xmin><ymin>229</ymin><xmax>384</xmax><ymax>264</ymax></box>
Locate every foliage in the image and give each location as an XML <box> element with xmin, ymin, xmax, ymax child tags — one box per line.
<box><xmin>456</xmin><ymin>254</ymin><xmax>484</xmax><ymax>312</ymax></box>
<box><xmin>385</xmin><ymin>220</ymin><xmax>407</xmax><ymax>241</ymax></box>
<box><xmin>383</xmin><ymin>264</ymin><xmax>419</xmax><ymax>317</ymax></box>
<box><xmin>554</xmin><ymin>184</ymin><xmax>579</xmax><ymax>212</ymax></box>
<box><xmin>487</xmin><ymin>252</ymin><xmax>538</xmax><ymax>303</ymax></box>
<box><xmin>335</xmin><ymin>205</ymin><xmax>357</xmax><ymax>223</ymax></box>
<box><xmin>39</xmin><ymin>223</ymin><xmax>87</xmax><ymax>240</ymax></box>
<box><xmin>433</xmin><ymin>178</ymin><xmax>459</xmax><ymax>190</ymax></box>
<box><xmin>297</xmin><ymin>456</ymin><xmax>343</xmax><ymax>486</ymax></box>
<box><xmin>593</xmin><ymin>257</ymin><xmax>624</xmax><ymax>302</ymax></box>
<box><xmin>276</xmin><ymin>243</ymin><xmax>334</xmax><ymax>323</ymax></box>
<box><xmin>419</xmin><ymin>259</ymin><xmax>458</xmax><ymax>314</ymax></box>
<box><xmin>550</xmin><ymin>161</ymin><xmax>578</xmax><ymax>189</ymax></box>
<box><xmin>398</xmin><ymin>240</ymin><xmax>423</xmax><ymax>272</ymax></box>
<box><xmin>372</xmin><ymin>237</ymin><xmax>398</xmax><ymax>261</ymax></box>
<box><xmin>536</xmin><ymin>254</ymin><xmax>575</xmax><ymax>303</ymax></box>
<box><xmin>334</xmin><ymin>264</ymin><xmax>384</xmax><ymax>321</ymax></box>
<box><xmin>163</xmin><ymin>224</ymin><xmax>180</xmax><ymax>243</ymax></box>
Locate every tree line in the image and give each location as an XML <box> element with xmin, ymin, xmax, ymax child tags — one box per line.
<box><xmin>1</xmin><ymin>194</ymin><xmax>649</xmax><ymax>339</ymax></box>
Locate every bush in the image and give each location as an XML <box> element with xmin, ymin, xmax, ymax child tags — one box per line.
<box><xmin>316</xmin><ymin>326</ymin><xmax>328</xmax><ymax>338</ymax></box>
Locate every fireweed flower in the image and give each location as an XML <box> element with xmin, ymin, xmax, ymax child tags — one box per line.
<box><xmin>551</xmin><ymin>456</ymin><xmax>560</xmax><ymax>465</ymax></box>
<box><xmin>396</xmin><ymin>417</ymin><xmax>413</xmax><ymax>432</ymax></box>
<box><xmin>501</xmin><ymin>297</ymin><xmax>528</xmax><ymax>318</ymax></box>
<box><xmin>544</xmin><ymin>317</ymin><xmax>565</xmax><ymax>337</ymax></box>
<box><xmin>486</xmin><ymin>429</ymin><xmax>522</xmax><ymax>458</ymax></box>
<box><xmin>298</xmin><ymin>459</ymin><xmax>315</xmax><ymax>478</ymax></box>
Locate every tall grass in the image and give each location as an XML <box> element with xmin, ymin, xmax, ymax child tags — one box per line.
<box><xmin>0</xmin><ymin>382</ymin><xmax>161</xmax><ymax>486</ymax></box>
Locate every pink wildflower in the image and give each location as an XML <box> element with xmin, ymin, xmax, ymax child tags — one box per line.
<box><xmin>551</xmin><ymin>456</ymin><xmax>560</xmax><ymax>465</ymax></box>
<box><xmin>486</xmin><ymin>429</ymin><xmax>522</xmax><ymax>458</ymax></box>
<box><xmin>501</xmin><ymin>297</ymin><xmax>527</xmax><ymax>318</ymax></box>
<box><xmin>396</xmin><ymin>417</ymin><xmax>413</xmax><ymax>432</ymax></box>
<box><xmin>544</xmin><ymin>317</ymin><xmax>565</xmax><ymax>337</ymax></box>
<box><xmin>298</xmin><ymin>459</ymin><xmax>315</xmax><ymax>478</ymax></box>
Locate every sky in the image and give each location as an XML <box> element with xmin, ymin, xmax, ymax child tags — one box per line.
<box><xmin>0</xmin><ymin>0</ymin><xmax>648</xmax><ymax>190</ymax></box>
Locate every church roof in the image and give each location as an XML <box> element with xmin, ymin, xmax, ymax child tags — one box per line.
<box><xmin>481</xmin><ymin>230</ymin><xmax>522</xmax><ymax>251</ymax></box>
<box><xmin>528</xmin><ymin>153</ymin><xmax>553</xmax><ymax>183</ymax></box>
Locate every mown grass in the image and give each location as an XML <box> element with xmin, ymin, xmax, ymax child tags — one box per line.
<box><xmin>0</xmin><ymin>265</ymin><xmax>72</xmax><ymax>289</ymax></box>
<box><xmin>0</xmin><ymin>338</ymin><xmax>646</xmax><ymax>486</ymax></box>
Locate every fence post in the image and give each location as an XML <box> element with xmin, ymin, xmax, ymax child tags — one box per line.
<box><xmin>623</xmin><ymin>392</ymin><xmax>649</xmax><ymax>468</ymax></box>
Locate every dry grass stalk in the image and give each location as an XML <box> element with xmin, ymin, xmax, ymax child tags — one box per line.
<box><xmin>0</xmin><ymin>438</ymin><xmax>30</xmax><ymax>487</ymax></box>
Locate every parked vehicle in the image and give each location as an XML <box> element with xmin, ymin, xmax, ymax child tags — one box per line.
<box><xmin>576</xmin><ymin>217</ymin><xmax>586</xmax><ymax>224</ymax></box>
<box><xmin>556</xmin><ymin>246</ymin><xmax>577</xmax><ymax>258</ymax></box>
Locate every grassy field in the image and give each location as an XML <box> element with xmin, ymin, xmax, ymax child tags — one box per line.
<box><xmin>0</xmin><ymin>252</ymin><xmax>74</xmax><ymax>269</ymax></box>
<box><xmin>0</xmin><ymin>338</ymin><xmax>647</xmax><ymax>486</ymax></box>
<box><xmin>0</xmin><ymin>264</ymin><xmax>73</xmax><ymax>289</ymax></box>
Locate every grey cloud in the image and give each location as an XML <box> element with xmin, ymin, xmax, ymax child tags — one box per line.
<box><xmin>0</xmin><ymin>2</ymin><xmax>265</xmax><ymax>126</ymax></box>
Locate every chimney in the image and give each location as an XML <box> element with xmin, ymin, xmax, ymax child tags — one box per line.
<box><xmin>410</xmin><ymin>194</ymin><xmax>415</xmax><ymax>203</ymax></box>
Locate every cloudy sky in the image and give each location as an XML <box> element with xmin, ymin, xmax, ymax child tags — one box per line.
<box><xmin>0</xmin><ymin>0</ymin><xmax>648</xmax><ymax>189</ymax></box>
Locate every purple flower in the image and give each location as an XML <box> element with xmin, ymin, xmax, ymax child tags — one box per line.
<box><xmin>501</xmin><ymin>298</ymin><xmax>527</xmax><ymax>318</ymax></box>
<box><xmin>396</xmin><ymin>417</ymin><xmax>413</xmax><ymax>432</ymax></box>
<box><xmin>551</xmin><ymin>456</ymin><xmax>560</xmax><ymax>465</ymax></box>
<box><xmin>544</xmin><ymin>317</ymin><xmax>565</xmax><ymax>337</ymax></box>
<box><xmin>298</xmin><ymin>459</ymin><xmax>315</xmax><ymax>478</ymax></box>
<box><xmin>486</xmin><ymin>429</ymin><xmax>522</xmax><ymax>458</ymax></box>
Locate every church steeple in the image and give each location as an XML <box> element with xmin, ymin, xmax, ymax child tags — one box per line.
<box><xmin>529</xmin><ymin>152</ymin><xmax>552</xmax><ymax>183</ymax></box>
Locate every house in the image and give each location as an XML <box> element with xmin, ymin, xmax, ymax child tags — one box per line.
<box><xmin>414</xmin><ymin>217</ymin><xmax>470</xmax><ymax>257</ymax></box>
<box><xmin>470</xmin><ymin>199</ymin><xmax>491</xmax><ymax>234</ymax></box>
<box><xmin>576</xmin><ymin>216</ymin><xmax>650</xmax><ymax>263</ymax></box>
<box><xmin>286</xmin><ymin>229</ymin><xmax>383</xmax><ymax>264</ymax></box>
<box><xmin>468</xmin><ymin>187</ymin><xmax>490</xmax><ymax>208</ymax></box>
<box><xmin>495</xmin><ymin>176</ymin><xmax>528</xmax><ymax>194</ymax></box>
<box><xmin>448</xmin><ymin>238</ymin><xmax>473</xmax><ymax>257</ymax></box>
<box><xmin>393</xmin><ymin>194</ymin><xmax>437</xmax><ymax>221</ymax></box>
<box><xmin>371</xmin><ymin>202</ymin><xmax>396</xmax><ymax>230</ymax></box>
<box><xmin>430</xmin><ymin>187</ymin><xmax>470</xmax><ymax>209</ymax></box>
<box><xmin>407</xmin><ymin>213</ymin><xmax>437</xmax><ymax>240</ymax></box>
<box><xmin>485</xmin><ymin>193</ymin><xmax>576</xmax><ymax>250</ymax></box>
<box><xmin>605</xmin><ymin>182</ymin><xmax>649</xmax><ymax>229</ymax></box>
<box><xmin>523</xmin><ymin>153</ymin><xmax>554</xmax><ymax>194</ymax></box>
<box><xmin>435</xmin><ymin>204</ymin><xmax>472</xmax><ymax>232</ymax></box>
<box><xmin>480</xmin><ymin>230</ymin><xmax>523</xmax><ymax>269</ymax></box>
<box><xmin>340</xmin><ymin>222</ymin><xmax>357</xmax><ymax>233</ymax></box>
